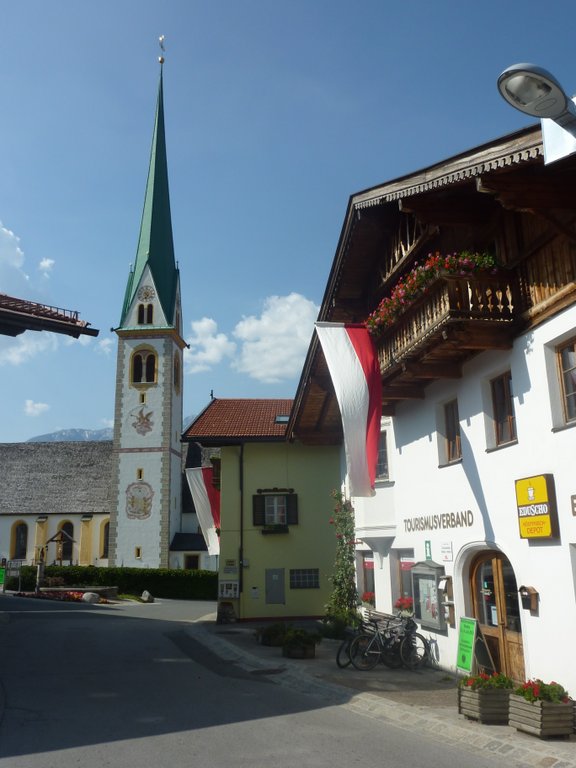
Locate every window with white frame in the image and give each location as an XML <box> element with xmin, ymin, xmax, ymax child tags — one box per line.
<box><xmin>376</xmin><ymin>431</ymin><xmax>389</xmax><ymax>480</ymax></box>
<box><xmin>289</xmin><ymin>569</ymin><xmax>319</xmax><ymax>589</ymax></box>
<box><xmin>252</xmin><ymin>491</ymin><xmax>298</xmax><ymax>527</ymax></box>
<box><xmin>558</xmin><ymin>338</ymin><xmax>576</xmax><ymax>423</ymax></box>
<box><xmin>491</xmin><ymin>371</ymin><xmax>517</xmax><ymax>446</ymax></box>
<box><xmin>265</xmin><ymin>495</ymin><xmax>286</xmax><ymax>525</ymax></box>
<box><xmin>444</xmin><ymin>399</ymin><xmax>462</xmax><ymax>462</ymax></box>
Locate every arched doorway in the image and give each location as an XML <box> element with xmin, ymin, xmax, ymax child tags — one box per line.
<box><xmin>470</xmin><ymin>551</ymin><xmax>525</xmax><ymax>682</ymax></box>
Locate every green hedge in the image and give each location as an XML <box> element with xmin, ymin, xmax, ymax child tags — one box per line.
<box><xmin>8</xmin><ymin>566</ymin><xmax>218</xmax><ymax>600</ymax></box>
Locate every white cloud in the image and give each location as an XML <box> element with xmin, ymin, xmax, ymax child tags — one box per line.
<box><xmin>24</xmin><ymin>399</ymin><xmax>50</xmax><ymax>417</ymax></box>
<box><xmin>232</xmin><ymin>293</ymin><xmax>318</xmax><ymax>384</ymax></box>
<box><xmin>64</xmin><ymin>333</ymin><xmax>93</xmax><ymax>347</ymax></box>
<box><xmin>38</xmin><ymin>258</ymin><xmax>55</xmax><ymax>277</ymax></box>
<box><xmin>101</xmin><ymin>418</ymin><xmax>114</xmax><ymax>429</ymax></box>
<box><xmin>0</xmin><ymin>332</ymin><xmax>59</xmax><ymax>366</ymax></box>
<box><xmin>0</xmin><ymin>222</ymin><xmax>29</xmax><ymax>294</ymax></box>
<box><xmin>184</xmin><ymin>317</ymin><xmax>236</xmax><ymax>374</ymax></box>
<box><xmin>97</xmin><ymin>337</ymin><xmax>114</xmax><ymax>355</ymax></box>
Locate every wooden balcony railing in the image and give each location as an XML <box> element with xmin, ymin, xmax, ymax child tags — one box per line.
<box><xmin>377</xmin><ymin>272</ymin><xmax>520</xmax><ymax>372</ymax></box>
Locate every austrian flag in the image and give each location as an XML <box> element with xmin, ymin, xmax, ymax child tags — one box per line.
<box><xmin>185</xmin><ymin>467</ymin><xmax>221</xmax><ymax>556</ymax></box>
<box><xmin>315</xmin><ymin>322</ymin><xmax>381</xmax><ymax>497</ymax></box>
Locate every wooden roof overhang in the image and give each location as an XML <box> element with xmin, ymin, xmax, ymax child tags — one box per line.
<box><xmin>0</xmin><ymin>294</ymin><xmax>99</xmax><ymax>338</ymax></box>
<box><xmin>290</xmin><ymin>124</ymin><xmax>576</xmax><ymax>442</ymax></box>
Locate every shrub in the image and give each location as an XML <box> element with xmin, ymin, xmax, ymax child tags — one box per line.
<box><xmin>7</xmin><ymin>565</ymin><xmax>217</xmax><ymax>600</ymax></box>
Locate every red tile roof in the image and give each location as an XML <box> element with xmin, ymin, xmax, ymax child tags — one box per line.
<box><xmin>183</xmin><ymin>398</ymin><xmax>293</xmax><ymax>444</ymax></box>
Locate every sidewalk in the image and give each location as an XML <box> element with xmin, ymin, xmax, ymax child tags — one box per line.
<box><xmin>190</xmin><ymin>615</ymin><xmax>576</xmax><ymax>768</ymax></box>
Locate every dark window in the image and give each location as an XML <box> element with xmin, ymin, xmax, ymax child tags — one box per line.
<box><xmin>376</xmin><ymin>431</ymin><xmax>389</xmax><ymax>479</ymax></box>
<box><xmin>145</xmin><ymin>354</ymin><xmax>155</xmax><ymax>382</ymax></box>
<box><xmin>61</xmin><ymin>522</ymin><xmax>73</xmax><ymax>562</ymax></box>
<box><xmin>559</xmin><ymin>339</ymin><xmax>576</xmax><ymax>423</ymax></box>
<box><xmin>253</xmin><ymin>494</ymin><xmax>298</xmax><ymax>526</ymax></box>
<box><xmin>444</xmin><ymin>400</ymin><xmax>462</xmax><ymax>461</ymax></box>
<box><xmin>491</xmin><ymin>372</ymin><xmax>516</xmax><ymax>445</ymax></box>
<box><xmin>289</xmin><ymin>569</ymin><xmax>319</xmax><ymax>589</ymax></box>
<box><xmin>101</xmin><ymin>522</ymin><xmax>110</xmax><ymax>559</ymax></box>
<box><xmin>132</xmin><ymin>351</ymin><xmax>156</xmax><ymax>384</ymax></box>
<box><xmin>13</xmin><ymin>523</ymin><xmax>28</xmax><ymax>560</ymax></box>
<box><xmin>137</xmin><ymin>304</ymin><xmax>153</xmax><ymax>324</ymax></box>
<box><xmin>185</xmin><ymin>555</ymin><xmax>200</xmax><ymax>570</ymax></box>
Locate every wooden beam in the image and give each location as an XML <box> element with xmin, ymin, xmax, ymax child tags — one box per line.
<box><xmin>381</xmin><ymin>385</ymin><xmax>425</xmax><ymax>400</ymax></box>
<box><xmin>402</xmin><ymin>361</ymin><xmax>462</xmax><ymax>379</ymax></box>
<box><xmin>448</xmin><ymin>328</ymin><xmax>513</xmax><ymax>350</ymax></box>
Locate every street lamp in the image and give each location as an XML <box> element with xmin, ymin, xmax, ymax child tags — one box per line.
<box><xmin>497</xmin><ymin>63</ymin><xmax>576</xmax><ymax>163</ymax></box>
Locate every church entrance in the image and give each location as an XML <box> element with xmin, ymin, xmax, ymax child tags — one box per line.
<box><xmin>470</xmin><ymin>551</ymin><xmax>525</xmax><ymax>682</ymax></box>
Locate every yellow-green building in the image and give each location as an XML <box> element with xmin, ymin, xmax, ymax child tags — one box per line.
<box><xmin>183</xmin><ymin>398</ymin><xmax>339</xmax><ymax>621</ymax></box>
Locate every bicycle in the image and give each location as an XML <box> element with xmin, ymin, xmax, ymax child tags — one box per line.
<box><xmin>335</xmin><ymin>617</ymin><xmax>374</xmax><ymax>667</ymax></box>
<box><xmin>349</xmin><ymin>614</ymin><xmax>430</xmax><ymax>671</ymax></box>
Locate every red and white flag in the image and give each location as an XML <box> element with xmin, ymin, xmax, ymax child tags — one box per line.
<box><xmin>315</xmin><ymin>322</ymin><xmax>381</xmax><ymax>497</ymax></box>
<box><xmin>185</xmin><ymin>467</ymin><xmax>221</xmax><ymax>556</ymax></box>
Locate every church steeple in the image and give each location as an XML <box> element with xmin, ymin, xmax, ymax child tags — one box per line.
<box><xmin>120</xmin><ymin>62</ymin><xmax>178</xmax><ymax>327</ymax></box>
<box><xmin>110</xmin><ymin>46</ymin><xmax>185</xmax><ymax>570</ymax></box>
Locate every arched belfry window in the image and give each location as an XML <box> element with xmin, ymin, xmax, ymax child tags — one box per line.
<box><xmin>131</xmin><ymin>349</ymin><xmax>157</xmax><ymax>385</ymax></box>
<box><xmin>137</xmin><ymin>303</ymin><xmax>154</xmax><ymax>325</ymax></box>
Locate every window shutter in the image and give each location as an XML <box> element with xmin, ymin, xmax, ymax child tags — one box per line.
<box><xmin>253</xmin><ymin>495</ymin><xmax>265</xmax><ymax>526</ymax></box>
<box><xmin>286</xmin><ymin>494</ymin><xmax>298</xmax><ymax>525</ymax></box>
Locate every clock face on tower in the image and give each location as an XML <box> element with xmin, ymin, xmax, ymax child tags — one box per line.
<box><xmin>137</xmin><ymin>285</ymin><xmax>156</xmax><ymax>301</ymax></box>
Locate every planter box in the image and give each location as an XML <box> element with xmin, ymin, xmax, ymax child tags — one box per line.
<box><xmin>508</xmin><ymin>694</ymin><xmax>574</xmax><ymax>738</ymax></box>
<box><xmin>282</xmin><ymin>645</ymin><xmax>315</xmax><ymax>659</ymax></box>
<box><xmin>458</xmin><ymin>687</ymin><xmax>511</xmax><ymax>724</ymax></box>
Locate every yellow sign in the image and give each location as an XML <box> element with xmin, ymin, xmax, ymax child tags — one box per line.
<box><xmin>515</xmin><ymin>474</ymin><xmax>558</xmax><ymax>539</ymax></box>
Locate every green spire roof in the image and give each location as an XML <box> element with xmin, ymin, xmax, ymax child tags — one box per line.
<box><xmin>121</xmin><ymin>66</ymin><xmax>178</xmax><ymax>325</ymax></box>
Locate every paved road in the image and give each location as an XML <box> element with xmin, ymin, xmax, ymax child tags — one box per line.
<box><xmin>0</xmin><ymin>594</ymin><xmax>509</xmax><ymax>768</ymax></box>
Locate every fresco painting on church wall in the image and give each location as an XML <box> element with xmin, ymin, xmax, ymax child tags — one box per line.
<box><xmin>125</xmin><ymin>481</ymin><xmax>154</xmax><ymax>519</ymax></box>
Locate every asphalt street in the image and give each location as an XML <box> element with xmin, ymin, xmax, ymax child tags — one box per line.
<box><xmin>0</xmin><ymin>594</ymin><xmax>573</xmax><ymax>768</ymax></box>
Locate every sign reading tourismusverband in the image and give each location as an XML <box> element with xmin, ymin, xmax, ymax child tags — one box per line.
<box><xmin>515</xmin><ymin>474</ymin><xmax>559</xmax><ymax>539</ymax></box>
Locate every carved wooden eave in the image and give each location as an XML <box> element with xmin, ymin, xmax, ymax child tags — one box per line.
<box><xmin>352</xmin><ymin>128</ymin><xmax>543</xmax><ymax>211</ymax></box>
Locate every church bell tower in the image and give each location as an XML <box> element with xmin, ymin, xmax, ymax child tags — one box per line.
<box><xmin>110</xmin><ymin>54</ymin><xmax>185</xmax><ymax>568</ymax></box>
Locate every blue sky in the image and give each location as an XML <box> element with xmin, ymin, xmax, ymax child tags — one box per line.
<box><xmin>2</xmin><ymin>0</ymin><xmax>576</xmax><ymax>442</ymax></box>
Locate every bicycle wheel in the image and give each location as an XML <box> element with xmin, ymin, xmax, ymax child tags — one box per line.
<box><xmin>349</xmin><ymin>634</ymin><xmax>381</xmax><ymax>670</ymax></box>
<box><xmin>400</xmin><ymin>632</ymin><xmax>429</xmax><ymax>669</ymax></box>
<box><xmin>336</xmin><ymin>637</ymin><xmax>353</xmax><ymax>668</ymax></box>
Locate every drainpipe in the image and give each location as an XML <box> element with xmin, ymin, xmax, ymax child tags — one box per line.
<box><xmin>238</xmin><ymin>443</ymin><xmax>244</xmax><ymax>611</ymax></box>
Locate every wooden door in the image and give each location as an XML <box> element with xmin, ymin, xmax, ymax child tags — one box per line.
<box><xmin>471</xmin><ymin>552</ymin><xmax>525</xmax><ymax>682</ymax></box>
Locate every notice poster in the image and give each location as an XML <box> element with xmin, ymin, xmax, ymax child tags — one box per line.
<box><xmin>457</xmin><ymin>617</ymin><xmax>477</xmax><ymax>674</ymax></box>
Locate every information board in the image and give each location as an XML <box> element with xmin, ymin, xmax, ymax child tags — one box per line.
<box><xmin>456</xmin><ymin>617</ymin><xmax>477</xmax><ymax>674</ymax></box>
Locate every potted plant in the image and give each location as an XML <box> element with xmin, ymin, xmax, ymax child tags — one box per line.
<box><xmin>282</xmin><ymin>628</ymin><xmax>322</xmax><ymax>659</ymax></box>
<box><xmin>457</xmin><ymin>672</ymin><xmax>514</xmax><ymax>724</ymax></box>
<box><xmin>394</xmin><ymin>596</ymin><xmax>414</xmax><ymax>616</ymax></box>
<box><xmin>361</xmin><ymin>591</ymin><xmax>375</xmax><ymax>608</ymax></box>
<box><xmin>509</xmin><ymin>679</ymin><xmax>573</xmax><ymax>738</ymax></box>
